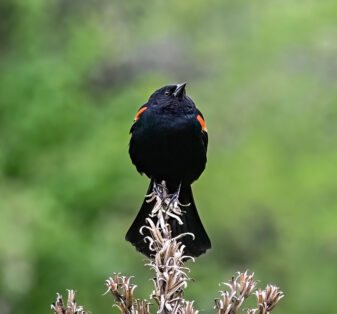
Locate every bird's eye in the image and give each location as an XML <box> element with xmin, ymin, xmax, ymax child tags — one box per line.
<box><xmin>165</xmin><ymin>90</ymin><xmax>170</xmax><ymax>95</ymax></box>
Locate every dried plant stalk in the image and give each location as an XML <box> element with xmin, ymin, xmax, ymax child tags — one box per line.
<box><xmin>103</xmin><ymin>182</ymin><xmax>198</xmax><ymax>314</ymax></box>
<box><xmin>214</xmin><ymin>271</ymin><xmax>284</xmax><ymax>314</ymax></box>
<box><xmin>142</xmin><ymin>182</ymin><xmax>196</xmax><ymax>314</ymax></box>
<box><xmin>214</xmin><ymin>271</ymin><xmax>257</xmax><ymax>314</ymax></box>
<box><xmin>104</xmin><ymin>273</ymin><xmax>150</xmax><ymax>313</ymax></box>
<box><xmin>51</xmin><ymin>181</ymin><xmax>284</xmax><ymax>314</ymax></box>
<box><xmin>51</xmin><ymin>290</ymin><xmax>86</xmax><ymax>314</ymax></box>
<box><xmin>254</xmin><ymin>284</ymin><xmax>284</xmax><ymax>314</ymax></box>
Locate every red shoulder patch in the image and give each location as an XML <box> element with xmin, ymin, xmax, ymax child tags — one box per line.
<box><xmin>134</xmin><ymin>106</ymin><xmax>148</xmax><ymax>121</ymax></box>
<box><xmin>197</xmin><ymin>114</ymin><xmax>207</xmax><ymax>132</ymax></box>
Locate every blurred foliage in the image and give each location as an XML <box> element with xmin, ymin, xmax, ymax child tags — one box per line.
<box><xmin>0</xmin><ymin>0</ymin><xmax>336</xmax><ymax>313</ymax></box>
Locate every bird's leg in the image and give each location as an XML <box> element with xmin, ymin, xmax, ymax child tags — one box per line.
<box><xmin>152</xmin><ymin>180</ymin><xmax>182</xmax><ymax>211</ymax></box>
<box><xmin>164</xmin><ymin>182</ymin><xmax>182</xmax><ymax>210</ymax></box>
<box><xmin>152</xmin><ymin>180</ymin><xmax>168</xmax><ymax>198</ymax></box>
<box><xmin>152</xmin><ymin>180</ymin><xmax>159</xmax><ymax>195</ymax></box>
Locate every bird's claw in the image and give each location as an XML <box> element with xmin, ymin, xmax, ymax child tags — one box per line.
<box><xmin>163</xmin><ymin>191</ymin><xmax>180</xmax><ymax>210</ymax></box>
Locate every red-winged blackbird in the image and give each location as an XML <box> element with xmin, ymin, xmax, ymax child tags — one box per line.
<box><xmin>126</xmin><ymin>83</ymin><xmax>211</xmax><ymax>257</ymax></box>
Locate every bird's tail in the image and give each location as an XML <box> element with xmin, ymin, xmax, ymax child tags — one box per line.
<box><xmin>125</xmin><ymin>180</ymin><xmax>211</xmax><ymax>258</ymax></box>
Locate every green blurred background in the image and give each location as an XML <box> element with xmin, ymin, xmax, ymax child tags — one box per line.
<box><xmin>1</xmin><ymin>0</ymin><xmax>337</xmax><ymax>313</ymax></box>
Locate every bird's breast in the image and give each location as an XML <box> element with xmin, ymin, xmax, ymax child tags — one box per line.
<box><xmin>129</xmin><ymin>109</ymin><xmax>206</xmax><ymax>183</ymax></box>
<box><xmin>143</xmin><ymin>110</ymin><xmax>196</xmax><ymax>136</ymax></box>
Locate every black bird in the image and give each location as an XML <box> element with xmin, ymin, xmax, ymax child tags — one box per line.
<box><xmin>126</xmin><ymin>83</ymin><xmax>211</xmax><ymax>257</ymax></box>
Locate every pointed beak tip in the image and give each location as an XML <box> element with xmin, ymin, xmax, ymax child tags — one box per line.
<box><xmin>179</xmin><ymin>82</ymin><xmax>187</xmax><ymax>90</ymax></box>
<box><xmin>173</xmin><ymin>82</ymin><xmax>187</xmax><ymax>97</ymax></box>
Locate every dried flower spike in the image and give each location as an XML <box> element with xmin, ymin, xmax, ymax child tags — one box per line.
<box><xmin>214</xmin><ymin>271</ymin><xmax>257</xmax><ymax>314</ymax></box>
<box><xmin>51</xmin><ymin>181</ymin><xmax>284</xmax><ymax>314</ymax></box>
<box><xmin>104</xmin><ymin>273</ymin><xmax>139</xmax><ymax>313</ymax></box>
<box><xmin>145</xmin><ymin>182</ymin><xmax>196</xmax><ymax>313</ymax></box>
<box><xmin>51</xmin><ymin>290</ymin><xmax>86</xmax><ymax>314</ymax></box>
<box><xmin>255</xmin><ymin>285</ymin><xmax>284</xmax><ymax>314</ymax></box>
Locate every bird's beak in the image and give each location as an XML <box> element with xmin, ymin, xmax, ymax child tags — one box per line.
<box><xmin>173</xmin><ymin>82</ymin><xmax>186</xmax><ymax>97</ymax></box>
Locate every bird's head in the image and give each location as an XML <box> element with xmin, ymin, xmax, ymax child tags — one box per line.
<box><xmin>148</xmin><ymin>83</ymin><xmax>194</xmax><ymax>108</ymax></box>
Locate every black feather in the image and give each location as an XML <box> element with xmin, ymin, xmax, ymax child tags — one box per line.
<box><xmin>126</xmin><ymin>83</ymin><xmax>211</xmax><ymax>257</ymax></box>
<box><xmin>125</xmin><ymin>181</ymin><xmax>211</xmax><ymax>258</ymax></box>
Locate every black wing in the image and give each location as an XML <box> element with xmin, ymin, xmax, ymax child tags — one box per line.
<box><xmin>196</xmin><ymin>109</ymin><xmax>208</xmax><ymax>151</ymax></box>
<box><xmin>130</xmin><ymin>104</ymin><xmax>147</xmax><ymax>134</ymax></box>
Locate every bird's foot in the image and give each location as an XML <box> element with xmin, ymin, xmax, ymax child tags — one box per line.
<box><xmin>150</xmin><ymin>180</ymin><xmax>187</xmax><ymax>210</ymax></box>
<box><xmin>153</xmin><ymin>181</ymin><xmax>167</xmax><ymax>197</ymax></box>
<box><xmin>163</xmin><ymin>183</ymin><xmax>182</xmax><ymax>211</ymax></box>
<box><xmin>149</xmin><ymin>181</ymin><xmax>188</xmax><ymax>225</ymax></box>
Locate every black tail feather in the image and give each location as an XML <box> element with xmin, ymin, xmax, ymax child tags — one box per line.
<box><xmin>125</xmin><ymin>181</ymin><xmax>211</xmax><ymax>258</ymax></box>
<box><xmin>170</xmin><ymin>184</ymin><xmax>211</xmax><ymax>257</ymax></box>
<box><xmin>125</xmin><ymin>180</ymin><xmax>155</xmax><ymax>257</ymax></box>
